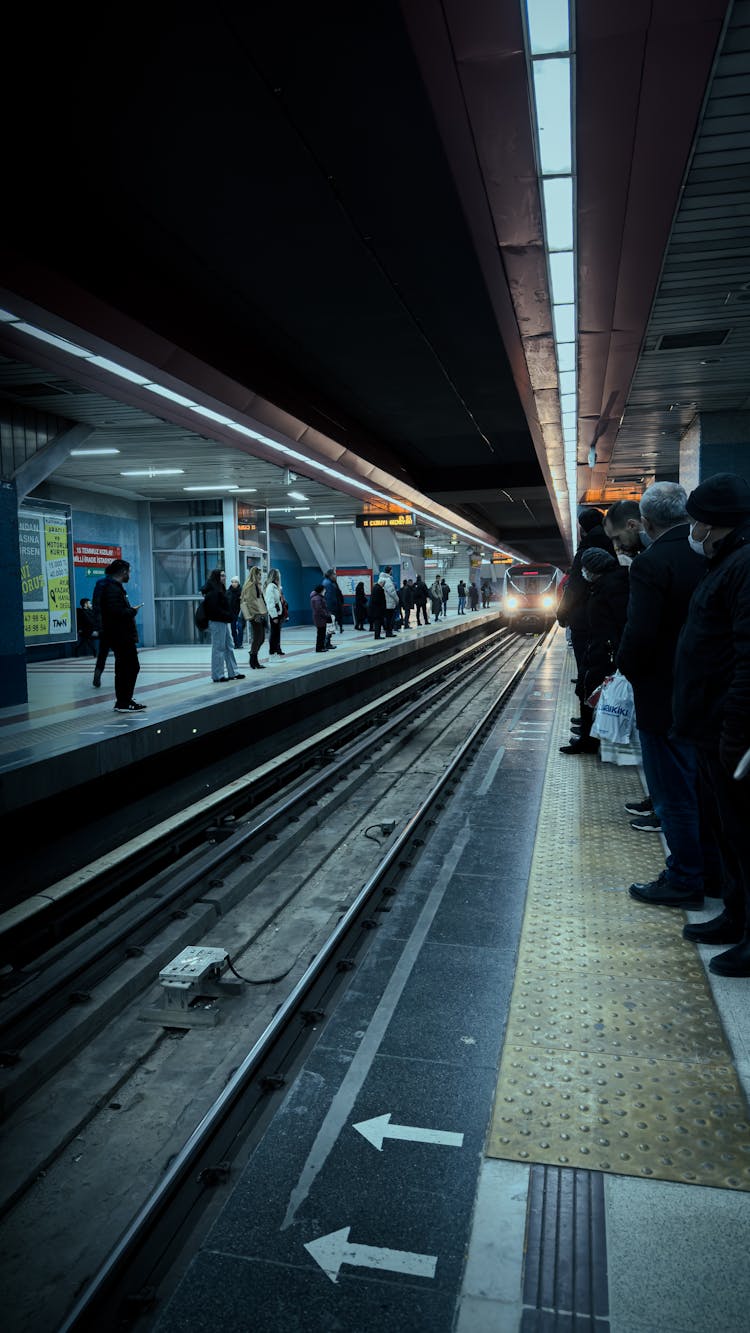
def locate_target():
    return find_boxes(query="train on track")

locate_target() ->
[501,562,563,631]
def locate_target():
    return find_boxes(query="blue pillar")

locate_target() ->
[680,411,750,493]
[0,480,28,706]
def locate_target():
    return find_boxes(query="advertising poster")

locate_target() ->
[19,500,76,645]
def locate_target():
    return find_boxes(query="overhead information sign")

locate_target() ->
[492,553,513,564]
[355,513,415,529]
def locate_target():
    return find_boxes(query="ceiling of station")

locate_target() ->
[1,1,747,561]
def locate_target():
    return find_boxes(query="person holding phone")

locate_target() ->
[99,558,147,712]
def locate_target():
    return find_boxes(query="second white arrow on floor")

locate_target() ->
[353,1111,464,1151]
[305,1226,438,1284]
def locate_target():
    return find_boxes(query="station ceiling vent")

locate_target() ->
[655,329,730,350]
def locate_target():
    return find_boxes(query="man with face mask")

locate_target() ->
[603,499,645,559]
[617,484,713,905]
[671,472,750,976]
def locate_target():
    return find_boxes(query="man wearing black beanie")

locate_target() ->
[671,472,750,976]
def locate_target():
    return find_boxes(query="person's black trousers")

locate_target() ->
[315,625,327,651]
[697,749,750,930]
[114,641,140,705]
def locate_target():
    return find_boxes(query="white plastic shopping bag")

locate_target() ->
[590,670,635,744]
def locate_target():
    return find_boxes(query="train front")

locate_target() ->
[502,565,560,631]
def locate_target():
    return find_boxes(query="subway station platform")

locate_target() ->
[150,629,750,1333]
[0,611,497,819]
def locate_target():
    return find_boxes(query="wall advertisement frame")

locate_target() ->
[19,499,76,646]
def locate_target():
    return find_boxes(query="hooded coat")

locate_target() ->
[579,565,630,700]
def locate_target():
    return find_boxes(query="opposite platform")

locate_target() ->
[0,612,499,816]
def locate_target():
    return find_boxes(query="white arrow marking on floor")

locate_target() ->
[304,1226,438,1283]
[353,1112,464,1151]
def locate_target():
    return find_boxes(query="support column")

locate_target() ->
[0,480,28,706]
[137,501,155,648]
[680,411,750,494]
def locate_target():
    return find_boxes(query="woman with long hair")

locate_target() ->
[201,568,244,682]
[241,565,268,669]
[264,568,285,656]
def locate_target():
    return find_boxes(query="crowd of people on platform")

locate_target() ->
[86,560,491,701]
[556,473,750,979]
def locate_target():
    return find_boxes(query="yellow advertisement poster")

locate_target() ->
[19,502,75,645]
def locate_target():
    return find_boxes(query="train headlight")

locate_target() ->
[507,596,519,608]
[542,595,554,607]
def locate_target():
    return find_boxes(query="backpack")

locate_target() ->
[194,600,209,631]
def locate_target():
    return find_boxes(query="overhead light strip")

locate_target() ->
[3,308,517,557]
[523,0,578,544]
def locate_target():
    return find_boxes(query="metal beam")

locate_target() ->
[13,423,95,500]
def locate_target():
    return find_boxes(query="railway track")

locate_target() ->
[0,627,552,1333]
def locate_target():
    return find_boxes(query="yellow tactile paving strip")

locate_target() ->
[488,647,750,1191]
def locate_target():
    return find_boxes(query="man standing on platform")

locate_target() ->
[99,559,146,712]
[615,483,710,907]
[671,473,750,976]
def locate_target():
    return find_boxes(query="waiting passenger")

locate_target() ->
[413,576,429,624]
[241,566,268,670]
[311,583,333,652]
[378,566,399,637]
[556,509,614,682]
[441,579,450,616]
[202,568,244,682]
[370,578,387,640]
[469,582,480,611]
[481,580,492,608]
[264,568,286,657]
[398,579,414,629]
[322,569,345,635]
[615,484,712,907]
[671,473,750,977]
[430,576,443,621]
[457,580,467,614]
[99,558,146,712]
[560,547,629,755]
[75,598,98,656]
[603,499,645,559]
[227,576,244,650]
[354,581,368,631]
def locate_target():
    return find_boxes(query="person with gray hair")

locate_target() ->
[617,482,720,908]
[638,481,690,530]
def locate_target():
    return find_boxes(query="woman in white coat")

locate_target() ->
[264,568,286,657]
[241,566,268,669]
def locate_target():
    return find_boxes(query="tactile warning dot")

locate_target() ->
[488,637,750,1191]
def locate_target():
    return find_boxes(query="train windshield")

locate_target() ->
[507,569,555,596]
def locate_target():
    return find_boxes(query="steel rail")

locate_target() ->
[58,628,549,1332]
[1,629,521,1051]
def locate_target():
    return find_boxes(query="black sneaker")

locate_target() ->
[114,701,147,712]
[629,876,703,908]
[624,797,653,815]
[630,813,661,832]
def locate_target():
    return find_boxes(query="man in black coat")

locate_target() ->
[671,473,750,977]
[99,559,146,712]
[560,547,629,755]
[615,484,711,909]
[556,509,615,679]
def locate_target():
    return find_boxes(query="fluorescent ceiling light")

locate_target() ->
[532,58,572,175]
[121,468,184,476]
[287,491,308,501]
[14,322,91,357]
[562,412,577,428]
[552,303,576,344]
[526,0,570,55]
[318,519,354,525]
[188,404,236,426]
[542,177,573,250]
[70,448,120,455]
[556,342,575,372]
[297,513,333,518]
[560,393,576,409]
[183,485,239,491]
[559,370,576,396]
[145,383,197,408]
[0,308,18,322]
[86,356,149,385]
[549,251,575,305]
[266,505,310,512]
[234,487,257,493]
